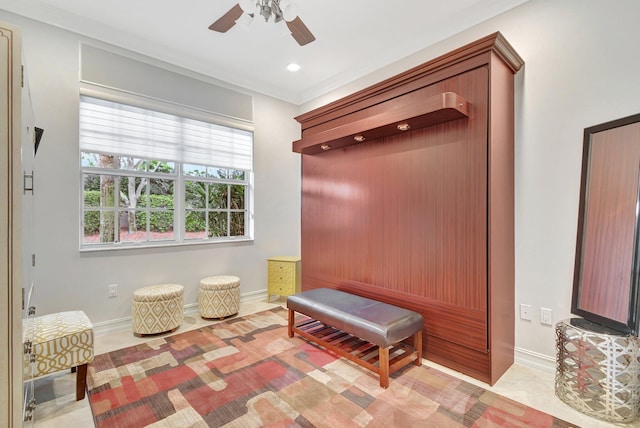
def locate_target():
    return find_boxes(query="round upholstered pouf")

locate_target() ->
[199,275,240,319]
[132,283,184,336]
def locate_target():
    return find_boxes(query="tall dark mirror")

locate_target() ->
[572,113,640,335]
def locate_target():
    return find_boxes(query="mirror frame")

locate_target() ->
[572,113,640,335]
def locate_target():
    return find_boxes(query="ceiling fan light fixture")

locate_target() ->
[208,0,314,46]
[236,12,254,29]
[280,1,298,22]
[259,3,272,21]
[239,0,255,13]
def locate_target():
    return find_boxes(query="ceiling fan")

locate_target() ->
[209,0,316,46]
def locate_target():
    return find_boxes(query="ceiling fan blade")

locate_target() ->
[286,16,316,46]
[209,3,244,33]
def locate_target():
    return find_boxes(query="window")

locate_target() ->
[79,96,253,249]
[183,165,247,239]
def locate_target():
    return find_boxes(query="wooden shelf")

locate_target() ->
[292,91,469,155]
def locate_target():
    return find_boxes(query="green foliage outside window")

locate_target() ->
[82,154,248,245]
[83,192,174,235]
[184,164,246,238]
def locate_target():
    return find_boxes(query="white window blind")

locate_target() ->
[79,96,253,171]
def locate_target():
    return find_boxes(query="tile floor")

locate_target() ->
[27,299,637,428]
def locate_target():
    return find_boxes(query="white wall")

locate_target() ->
[0,11,301,327]
[4,0,640,368]
[300,0,640,367]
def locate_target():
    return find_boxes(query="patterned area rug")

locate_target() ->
[87,307,575,427]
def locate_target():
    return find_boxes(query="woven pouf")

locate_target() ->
[132,283,184,336]
[199,275,240,319]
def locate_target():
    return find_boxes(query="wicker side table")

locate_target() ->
[555,318,640,423]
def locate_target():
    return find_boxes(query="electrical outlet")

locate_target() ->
[540,307,553,325]
[107,284,118,298]
[520,304,532,321]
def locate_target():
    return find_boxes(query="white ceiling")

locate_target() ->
[0,0,528,104]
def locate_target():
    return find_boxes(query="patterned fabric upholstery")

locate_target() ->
[25,310,94,379]
[199,275,240,319]
[132,284,184,335]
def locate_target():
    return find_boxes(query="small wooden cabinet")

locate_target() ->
[267,256,301,301]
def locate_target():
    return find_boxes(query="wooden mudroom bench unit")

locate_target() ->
[291,32,523,385]
[287,288,424,388]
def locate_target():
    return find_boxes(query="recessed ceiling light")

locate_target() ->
[287,63,301,72]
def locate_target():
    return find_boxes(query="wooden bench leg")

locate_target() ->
[288,309,295,338]
[76,363,88,401]
[379,346,390,388]
[414,330,423,366]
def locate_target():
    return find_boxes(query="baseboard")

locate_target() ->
[514,346,556,374]
[94,303,558,376]
[92,289,269,336]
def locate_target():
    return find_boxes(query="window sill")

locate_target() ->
[79,236,254,253]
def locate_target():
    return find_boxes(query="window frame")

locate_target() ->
[183,166,249,241]
[78,93,254,251]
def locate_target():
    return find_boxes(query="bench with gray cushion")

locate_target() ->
[287,287,423,388]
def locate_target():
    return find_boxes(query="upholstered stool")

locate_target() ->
[199,275,240,319]
[132,283,184,336]
[25,310,94,400]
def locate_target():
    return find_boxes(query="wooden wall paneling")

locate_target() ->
[296,32,522,133]
[427,335,492,381]
[487,51,517,384]
[295,33,523,385]
[301,271,489,353]
[301,67,490,349]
